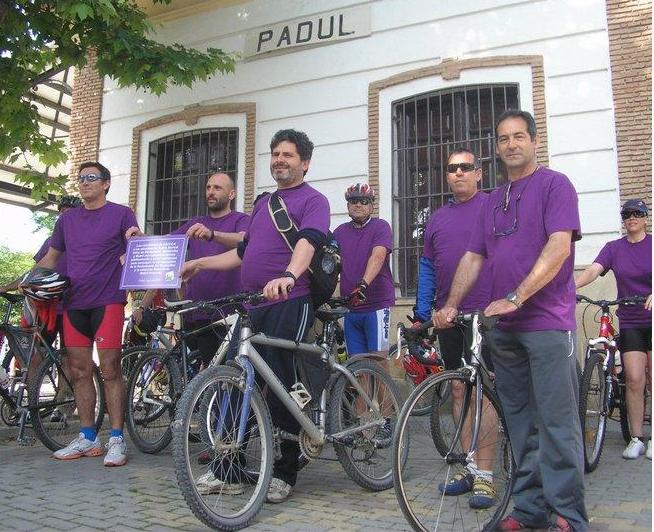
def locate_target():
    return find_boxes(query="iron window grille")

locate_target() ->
[145,128,239,235]
[392,83,520,297]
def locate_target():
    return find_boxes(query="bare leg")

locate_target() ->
[623,350,648,437]
[98,348,125,431]
[65,346,95,427]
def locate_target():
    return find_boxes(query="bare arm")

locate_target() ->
[180,248,242,281]
[575,263,604,289]
[361,246,388,285]
[264,238,316,301]
[211,230,246,249]
[36,247,63,270]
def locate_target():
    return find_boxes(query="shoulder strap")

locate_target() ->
[268,193,299,251]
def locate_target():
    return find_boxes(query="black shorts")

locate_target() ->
[437,325,494,372]
[619,327,652,354]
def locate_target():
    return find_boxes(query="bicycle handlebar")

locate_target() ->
[576,294,647,308]
[0,292,24,305]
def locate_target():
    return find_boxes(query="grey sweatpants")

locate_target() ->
[489,329,588,532]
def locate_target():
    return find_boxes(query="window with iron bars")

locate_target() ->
[145,128,239,235]
[392,83,520,297]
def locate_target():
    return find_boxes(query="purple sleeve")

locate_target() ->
[593,241,613,272]
[33,237,51,262]
[121,209,139,242]
[422,216,436,261]
[50,216,65,252]
[373,220,393,252]
[298,194,330,234]
[467,203,487,257]
[171,220,194,236]
[544,175,581,241]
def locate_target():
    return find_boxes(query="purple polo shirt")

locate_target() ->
[34,236,67,314]
[334,218,395,312]
[423,192,492,312]
[241,183,330,305]
[468,167,581,332]
[50,202,138,310]
[173,211,249,320]
[594,235,652,328]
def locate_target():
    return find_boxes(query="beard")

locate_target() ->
[271,164,302,185]
[208,196,229,213]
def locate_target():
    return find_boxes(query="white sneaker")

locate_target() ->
[53,433,103,460]
[647,440,652,460]
[195,470,244,495]
[265,477,292,504]
[104,436,128,467]
[622,437,646,459]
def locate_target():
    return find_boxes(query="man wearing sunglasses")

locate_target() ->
[435,110,587,532]
[415,148,497,510]
[575,198,652,460]
[36,161,138,468]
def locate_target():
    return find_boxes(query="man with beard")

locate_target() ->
[128,172,249,365]
[181,129,330,504]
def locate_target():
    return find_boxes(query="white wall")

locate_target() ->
[99,0,622,265]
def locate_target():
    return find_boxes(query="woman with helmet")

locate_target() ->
[576,198,652,460]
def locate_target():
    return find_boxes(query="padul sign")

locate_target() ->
[244,5,371,58]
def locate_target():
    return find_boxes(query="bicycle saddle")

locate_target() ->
[315,307,348,322]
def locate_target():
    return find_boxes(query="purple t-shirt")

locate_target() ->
[468,167,581,332]
[172,211,249,319]
[34,236,67,314]
[423,192,492,313]
[594,235,652,328]
[50,202,138,310]
[334,218,395,312]
[241,183,330,305]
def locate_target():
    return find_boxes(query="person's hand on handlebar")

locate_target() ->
[263,276,295,302]
[433,306,457,329]
[646,294,652,311]
[484,298,520,318]
[349,280,368,306]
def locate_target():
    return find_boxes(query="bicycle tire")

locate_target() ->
[126,349,183,454]
[616,370,632,443]
[172,365,273,531]
[579,351,607,473]
[120,345,155,380]
[393,370,514,531]
[29,353,105,451]
[0,396,18,426]
[327,358,403,491]
[390,342,432,416]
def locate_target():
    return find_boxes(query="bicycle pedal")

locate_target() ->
[290,382,312,409]
[17,436,36,446]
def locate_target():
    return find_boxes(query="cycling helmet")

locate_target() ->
[344,183,375,202]
[20,267,70,302]
[58,195,82,211]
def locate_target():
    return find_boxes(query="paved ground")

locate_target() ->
[0,418,650,531]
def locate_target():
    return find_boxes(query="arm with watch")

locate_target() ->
[263,238,316,302]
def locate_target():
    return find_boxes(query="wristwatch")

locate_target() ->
[505,291,522,308]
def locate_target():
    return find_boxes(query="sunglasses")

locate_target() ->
[348,198,372,206]
[621,210,647,220]
[78,173,107,183]
[447,163,477,174]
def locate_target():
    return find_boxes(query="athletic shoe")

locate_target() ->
[495,515,528,530]
[548,515,572,531]
[53,433,103,460]
[372,418,393,448]
[104,436,128,467]
[195,471,244,495]
[468,476,496,509]
[438,471,473,495]
[647,440,652,460]
[622,437,645,459]
[265,477,292,504]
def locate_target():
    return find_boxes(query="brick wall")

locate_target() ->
[68,50,104,181]
[606,0,652,209]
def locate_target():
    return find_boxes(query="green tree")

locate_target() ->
[1,0,236,199]
[32,211,58,235]
[0,246,34,287]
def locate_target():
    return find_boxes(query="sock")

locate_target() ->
[110,429,124,440]
[80,427,97,441]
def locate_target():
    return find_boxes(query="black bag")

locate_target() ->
[268,193,340,309]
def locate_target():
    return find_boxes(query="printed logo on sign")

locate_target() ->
[165,271,174,282]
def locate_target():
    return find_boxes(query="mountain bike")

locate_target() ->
[171,291,404,530]
[392,312,514,531]
[577,294,649,472]
[0,291,104,450]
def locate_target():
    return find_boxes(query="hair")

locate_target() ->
[79,161,111,195]
[495,109,538,140]
[270,129,314,161]
[447,147,480,168]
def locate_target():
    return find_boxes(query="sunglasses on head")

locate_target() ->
[447,162,477,174]
[348,198,372,206]
[621,210,646,220]
[78,173,106,183]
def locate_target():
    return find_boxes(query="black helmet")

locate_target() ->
[20,267,70,302]
[58,195,82,211]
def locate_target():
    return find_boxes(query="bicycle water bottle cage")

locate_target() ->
[290,382,312,409]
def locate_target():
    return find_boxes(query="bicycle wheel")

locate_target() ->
[172,365,273,531]
[327,358,403,491]
[0,396,18,426]
[390,342,433,417]
[120,344,152,380]
[126,349,183,453]
[393,370,514,531]
[29,354,105,451]
[579,351,607,472]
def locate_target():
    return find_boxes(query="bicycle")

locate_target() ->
[392,312,514,531]
[0,291,105,450]
[125,298,240,453]
[577,293,650,472]
[171,291,404,530]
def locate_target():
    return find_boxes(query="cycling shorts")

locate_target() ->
[63,304,124,349]
[437,325,494,371]
[620,327,652,354]
[344,308,391,355]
